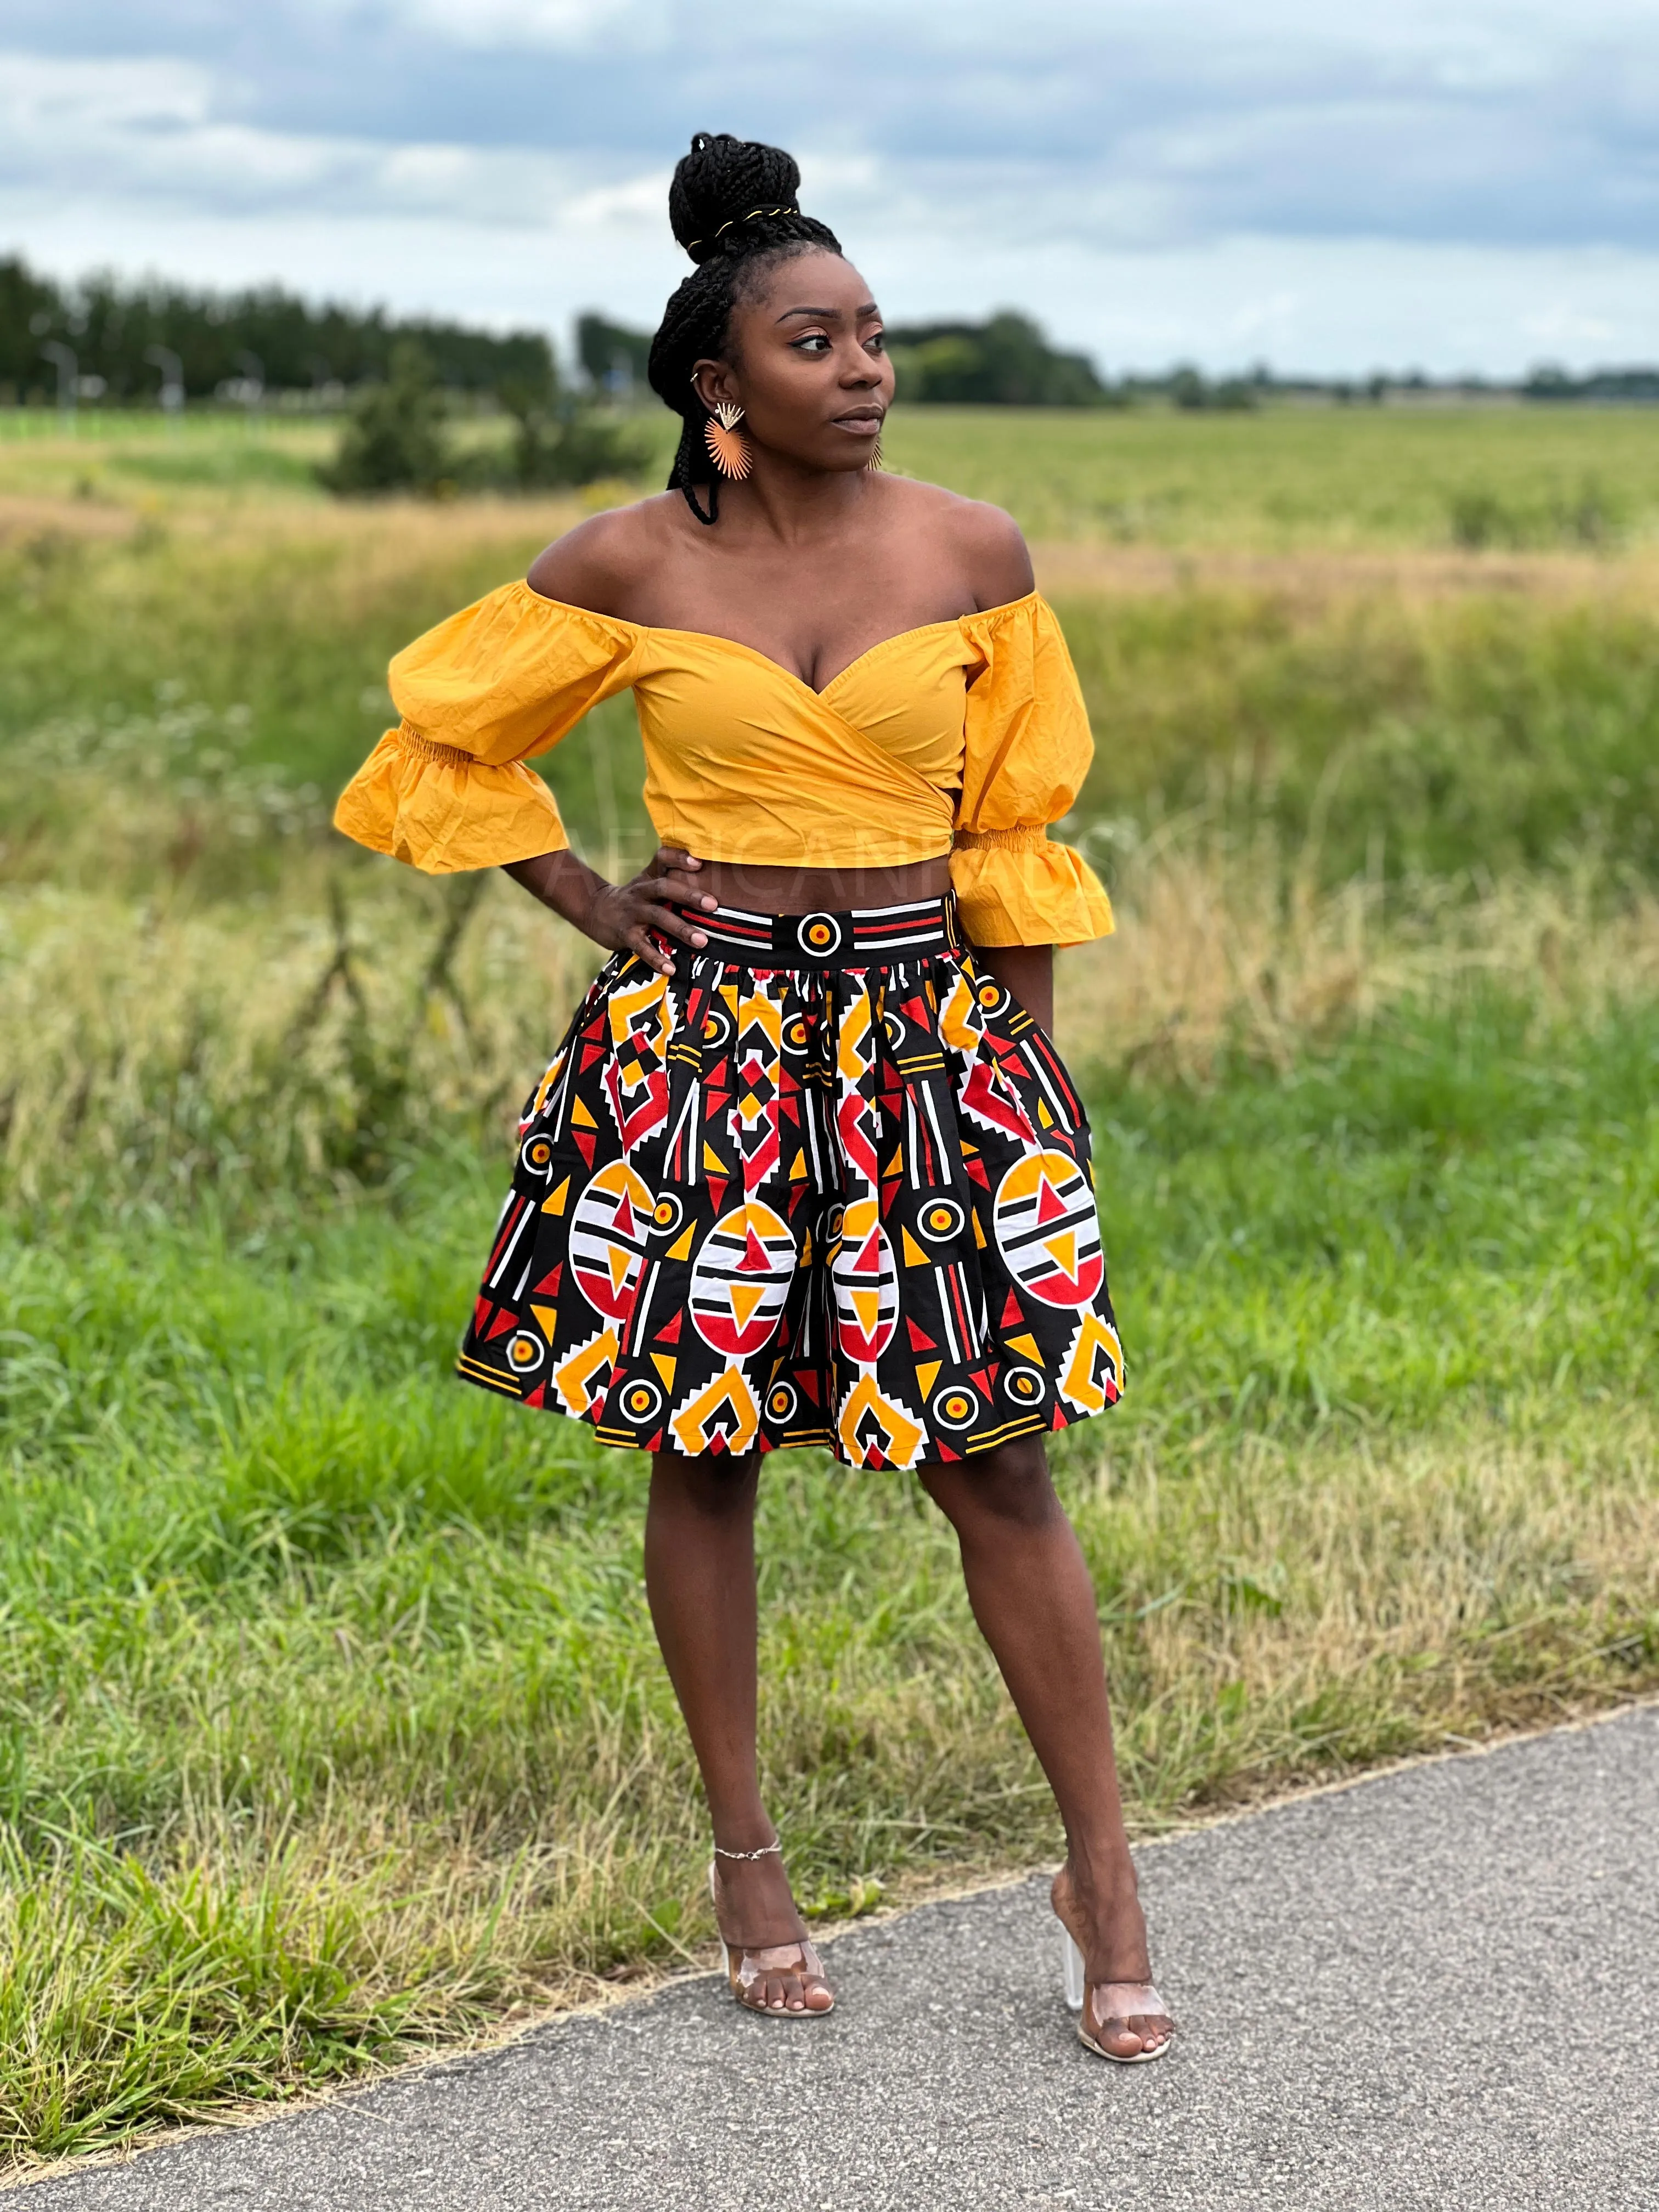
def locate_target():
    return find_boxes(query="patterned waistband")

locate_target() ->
[674,895,959,969]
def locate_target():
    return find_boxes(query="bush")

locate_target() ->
[319,343,452,496]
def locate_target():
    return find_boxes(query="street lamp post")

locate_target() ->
[40,341,78,435]
[145,345,185,433]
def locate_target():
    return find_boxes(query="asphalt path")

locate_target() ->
[24,1707,1659,2210]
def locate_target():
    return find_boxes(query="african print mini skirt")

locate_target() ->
[457,895,1125,1468]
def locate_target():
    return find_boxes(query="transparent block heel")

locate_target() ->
[1062,1927,1086,2011]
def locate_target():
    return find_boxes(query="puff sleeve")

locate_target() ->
[951,595,1113,947]
[332,582,639,874]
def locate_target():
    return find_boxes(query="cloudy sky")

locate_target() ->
[2,1,1655,375]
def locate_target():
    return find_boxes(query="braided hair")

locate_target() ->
[647,133,842,525]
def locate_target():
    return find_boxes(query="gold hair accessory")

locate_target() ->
[704,397,752,481]
[685,205,799,252]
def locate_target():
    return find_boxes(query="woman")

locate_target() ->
[335,132,1170,2063]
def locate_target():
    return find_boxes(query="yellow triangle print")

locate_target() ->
[651,1352,677,1388]
[666,1224,695,1261]
[901,1228,928,1266]
[607,1245,631,1293]
[852,1288,882,1336]
[703,1141,727,1173]
[1006,1332,1042,1362]
[789,1149,808,1179]
[973,1211,988,1248]
[730,1283,768,1331]
[542,1175,571,1217]
[569,1096,597,1130]
[1045,1231,1079,1281]
[531,1302,558,1338]
[916,1358,941,1398]
[1038,1098,1054,1128]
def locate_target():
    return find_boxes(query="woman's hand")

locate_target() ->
[586,847,719,976]
[501,845,719,976]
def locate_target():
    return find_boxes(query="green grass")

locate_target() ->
[888,404,1659,549]
[2,406,1657,2163]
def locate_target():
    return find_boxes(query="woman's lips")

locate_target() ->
[832,412,884,437]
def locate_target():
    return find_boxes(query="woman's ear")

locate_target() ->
[690,359,740,412]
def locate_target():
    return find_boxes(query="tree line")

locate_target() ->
[0,255,552,407]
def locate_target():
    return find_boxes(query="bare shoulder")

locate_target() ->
[884,476,1035,610]
[525,494,684,617]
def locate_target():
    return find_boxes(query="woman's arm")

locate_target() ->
[504,845,717,979]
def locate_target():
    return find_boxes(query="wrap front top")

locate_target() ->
[333,580,1112,947]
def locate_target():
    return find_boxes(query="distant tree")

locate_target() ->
[885,313,1111,406]
[319,343,451,495]
[575,314,653,397]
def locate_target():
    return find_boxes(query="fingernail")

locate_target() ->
[691,933,707,946]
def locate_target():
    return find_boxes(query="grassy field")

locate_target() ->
[1,407,1656,2166]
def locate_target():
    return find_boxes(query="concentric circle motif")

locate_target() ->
[765,1379,798,1426]
[700,1005,733,1049]
[930,1383,980,1433]
[1002,1363,1045,1406]
[689,1200,796,1357]
[520,1132,557,1180]
[882,1007,907,1050]
[505,1330,545,1373]
[650,1191,686,1238]
[992,1149,1105,1310]
[569,1159,654,1322]
[821,1200,845,1245]
[784,1013,811,1053]
[614,1375,663,1426]
[916,1194,966,1244]
[830,1197,899,1364]
[797,912,843,958]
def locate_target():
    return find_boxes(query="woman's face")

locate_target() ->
[693,251,894,475]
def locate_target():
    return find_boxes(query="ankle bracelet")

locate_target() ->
[713,1839,782,1860]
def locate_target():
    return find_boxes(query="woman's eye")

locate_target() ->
[792,332,832,354]
[866,332,887,355]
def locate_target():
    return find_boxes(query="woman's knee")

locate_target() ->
[919,1438,1059,1533]
[650,1447,760,1521]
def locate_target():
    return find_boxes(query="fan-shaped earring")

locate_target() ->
[704,400,752,482]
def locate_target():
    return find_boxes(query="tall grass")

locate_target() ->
[2,414,1656,2164]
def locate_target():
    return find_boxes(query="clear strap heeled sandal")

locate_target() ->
[708,1842,834,2018]
[1062,1928,1173,2063]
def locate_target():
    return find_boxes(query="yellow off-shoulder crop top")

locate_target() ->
[333,581,1112,947]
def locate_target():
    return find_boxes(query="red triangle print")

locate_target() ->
[573,1128,596,1167]
[866,1445,887,1470]
[706,1175,729,1213]
[532,1265,562,1296]
[964,1157,991,1189]
[906,1318,938,1352]
[1001,1289,1023,1328]
[787,1182,809,1217]
[656,1310,682,1343]
[486,1307,518,1341]
[970,1364,996,1398]
[612,1195,637,1237]
[524,1385,546,1409]
[1051,1402,1067,1430]
[1036,1177,1067,1225]
[473,1296,492,1336]
[581,1014,606,1042]
[935,1440,960,1462]
[741,1226,771,1273]
[797,1368,820,1406]
[644,1428,664,1452]
[851,1230,883,1276]
[580,1043,604,1070]
[879,1182,900,1218]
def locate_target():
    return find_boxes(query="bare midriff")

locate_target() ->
[686,854,953,915]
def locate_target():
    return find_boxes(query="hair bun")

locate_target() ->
[669,132,806,264]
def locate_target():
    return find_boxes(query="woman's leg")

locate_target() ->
[918,1438,1170,2057]
[644,1448,831,2011]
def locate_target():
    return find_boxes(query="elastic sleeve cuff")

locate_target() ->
[951,829,1113,948]
[332,723,569,876]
